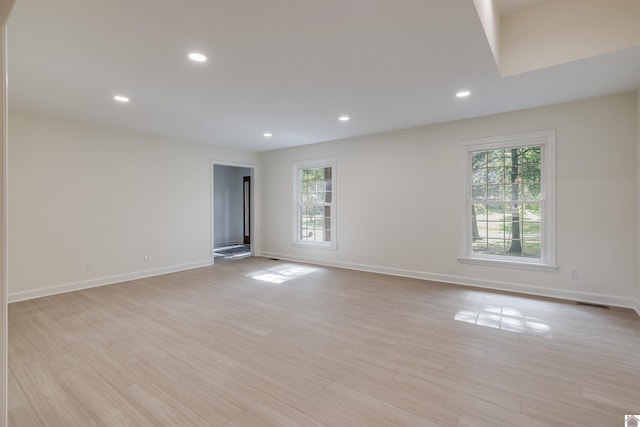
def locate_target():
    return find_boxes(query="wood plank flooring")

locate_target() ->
[8,257,640,426]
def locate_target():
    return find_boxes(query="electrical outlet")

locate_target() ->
[86,261,94,272]
[144,255,150,263]
[569,269,579,279]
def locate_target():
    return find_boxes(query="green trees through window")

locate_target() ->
[295,159,336,246]
[471,145,542,258]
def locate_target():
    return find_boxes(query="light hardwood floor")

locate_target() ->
[9,257,640,426]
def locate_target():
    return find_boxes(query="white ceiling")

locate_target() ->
[7,0,640,152]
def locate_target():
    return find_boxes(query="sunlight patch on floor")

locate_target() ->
[454,306,552,338]
[247,264,318,284]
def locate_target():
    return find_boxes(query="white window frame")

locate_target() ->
[458,130,557,271]
[293,158,337,249]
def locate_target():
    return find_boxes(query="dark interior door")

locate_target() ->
[243,176,250,244]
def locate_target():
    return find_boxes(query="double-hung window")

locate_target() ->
[460,131,556,270]
[294,158,336,248]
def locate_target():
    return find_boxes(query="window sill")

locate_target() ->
[458,256,558,272]
[292,241,338,251]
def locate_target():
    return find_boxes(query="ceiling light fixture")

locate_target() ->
[456,91,471,98]
[263,132,273,138]
[113,95,130,103]
[338,115,350,122]
[188,52,207,63]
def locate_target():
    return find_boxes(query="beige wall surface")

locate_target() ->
[1,23,10,427]
[8,110,257,299]
[259,92,638,307]
[501,0,640,75]
[637,89,640,313]
[473,0,500,67]
[0,0,15,26]
[7,93,639,309]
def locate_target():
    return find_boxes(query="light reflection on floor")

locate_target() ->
[247,264,318,284]
[454,306,553,338]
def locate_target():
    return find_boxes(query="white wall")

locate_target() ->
[0,1,14,27]
[500,0,640,76]
[1,5,13,425]
[214,165,250,247]
[258,92,638,308]
[473,0,500,67]
[7,109,257,301]
[637,89,640,315]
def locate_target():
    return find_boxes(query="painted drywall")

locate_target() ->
[1,24,10,427]
[214,165,250,247]
[473,0,500,67]
[0,0,15,26]
[7,110,257,300]
[637,89,640,315]
[500,0,640,76]
[258,92,638,307]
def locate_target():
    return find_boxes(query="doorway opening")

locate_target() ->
[212,163,253,263]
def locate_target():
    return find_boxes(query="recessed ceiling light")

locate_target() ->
[113,95,130,103]
[338,115,350,122]
[263,132,273,138]
[456,91,471,98]
[188,52,207,63]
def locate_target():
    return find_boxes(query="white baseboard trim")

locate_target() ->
[258,251,637,310]
[8,259,213,303]
[635,300,640,317]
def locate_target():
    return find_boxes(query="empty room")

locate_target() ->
[2,0,640,426]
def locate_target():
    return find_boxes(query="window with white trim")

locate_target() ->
[460,131,556,270]
[294,159,336,247]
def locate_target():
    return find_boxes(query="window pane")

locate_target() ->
[487,168,504,184]
[522,204,541,257]
[524,183,541,200]
[475,222,487,241]
[471,201,536,258]
[487,238,508,255]
[523,203,541,222]
[509,184,521,200]
[472,240,488,254]
[472,168,486,185]
[472,185,486,201]
[523,221,540,236]
[466,139,548,262]
[522,240,541,258]
[487,150,505,168]
[297,163,335,244]
[488,184,504,200]
[486,204,505,220]
[472,151,487,169]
